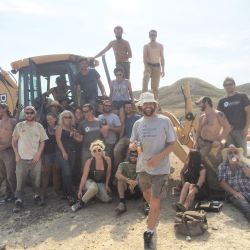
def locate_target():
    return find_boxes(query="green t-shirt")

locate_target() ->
[118,162,137,180]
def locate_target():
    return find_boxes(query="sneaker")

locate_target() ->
[143,202,150,216]
[143,231,154,250]
[13,199,23,213]
[71,201,83,212]
[115,202,127,215]
[67,196,76,206]
[0,194,15,204]
[33,195,45,206]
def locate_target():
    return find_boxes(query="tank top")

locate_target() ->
[111,79,130,101]
[88,156,108,183]
[60,129,75,151]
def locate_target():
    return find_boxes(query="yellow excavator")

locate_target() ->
[1,53,196,162]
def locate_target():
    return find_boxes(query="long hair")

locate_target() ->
[58,110,75,127]
[186,149,203,173]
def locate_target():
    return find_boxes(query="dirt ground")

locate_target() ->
[0,154,249,250]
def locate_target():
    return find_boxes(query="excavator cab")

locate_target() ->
[11,54,98,121]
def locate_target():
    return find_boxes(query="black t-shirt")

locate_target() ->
[75,69,100,99]
[44,127,56,155]
[217,92,250,130]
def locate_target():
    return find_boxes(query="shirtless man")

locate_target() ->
[195,96,231,157]
[45,76,70,101]
[142,29,165,101]
[94,26,132,79]
[0,103,16,202]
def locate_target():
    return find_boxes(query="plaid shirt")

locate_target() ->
[217,162,250,197]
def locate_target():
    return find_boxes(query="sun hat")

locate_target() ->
[221,144,244,162]
[137,92,157,106]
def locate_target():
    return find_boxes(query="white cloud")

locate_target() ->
[0,0,51,15]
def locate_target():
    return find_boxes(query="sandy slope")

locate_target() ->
[0,154,249,250]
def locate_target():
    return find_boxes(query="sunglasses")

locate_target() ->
[228,151,238,155]
[25,112,34,115]
[82,109,90,113]
[223,83,234,87]
[64,116,72,119]
[93,148,102,153]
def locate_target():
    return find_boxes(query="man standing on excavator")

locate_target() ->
[94,25,132,79]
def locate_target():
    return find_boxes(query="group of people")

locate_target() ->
[173,76,250,227]
[0,25,250,250]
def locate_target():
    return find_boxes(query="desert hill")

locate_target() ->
[134,77,250,118]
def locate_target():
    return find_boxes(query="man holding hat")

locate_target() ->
[115,149,141,215]
[12,106,48,212]
[130,92,176,249]
[217,144,250,221]
[0,103,16,202]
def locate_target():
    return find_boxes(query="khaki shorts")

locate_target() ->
[138,172,169,198]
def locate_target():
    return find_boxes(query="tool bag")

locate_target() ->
[174,210,208,236]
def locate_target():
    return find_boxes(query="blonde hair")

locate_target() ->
[89,140,105,157]
[58,110,75,126]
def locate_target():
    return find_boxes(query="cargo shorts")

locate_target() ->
[138,172,169,198]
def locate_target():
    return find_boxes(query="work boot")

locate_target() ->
[143,231,154,250]
[13,198,23,213]
[115,202,127,215]
[71,201,83,212]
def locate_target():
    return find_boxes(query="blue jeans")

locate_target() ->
[56,149,76,196]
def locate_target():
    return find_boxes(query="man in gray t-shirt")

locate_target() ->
[130,92,176,249]
[76,104,103,172]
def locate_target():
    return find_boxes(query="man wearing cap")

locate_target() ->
[142,30,165,101]
[0,103,16,202]
[12,106,48,213]
[195,96,231,157]
[115,149,141,215]
[218,77,250,154]
[217,144,250,221]
[130,92,176,249]
[94,26,132,79]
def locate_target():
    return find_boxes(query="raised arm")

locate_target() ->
[94,42,113,59]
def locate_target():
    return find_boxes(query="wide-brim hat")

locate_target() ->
[195,96,212,105]
[221,144,244,162]
[137,92,158,106]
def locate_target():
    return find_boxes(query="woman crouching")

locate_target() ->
[72,140,112,212]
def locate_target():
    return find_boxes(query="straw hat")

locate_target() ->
[221,144,244,162]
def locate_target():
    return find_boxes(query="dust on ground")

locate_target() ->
[0,154,249,250]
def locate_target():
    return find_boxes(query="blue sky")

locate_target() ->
[1,0,250,92]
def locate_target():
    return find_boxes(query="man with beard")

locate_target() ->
[195,96,231,158]
[115,149,141,215]
[218,77,250,154]
[142,30,165,101]
[98,100,121,177]
[130,92,176,249]
[217,144,250,221]
[12,106,48,213]
[0,104,16,203]
[94,26,132,79]
[75,58,106,107]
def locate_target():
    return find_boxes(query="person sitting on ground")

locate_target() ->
[217,144,250,221]
[110,67,134,129]
[45,76,70,101]
[71,140,112,212]
[115,149,141,215]
[172,149,208,212]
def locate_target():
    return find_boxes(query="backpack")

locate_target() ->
[174,210,208,236]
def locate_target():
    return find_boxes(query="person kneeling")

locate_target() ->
[173,149,208,212]
[72,140,112,212]
[115,150,141,215]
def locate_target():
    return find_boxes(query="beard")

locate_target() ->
[142,106,155,117]
[25,116,36,122]
[116,35,122,40]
